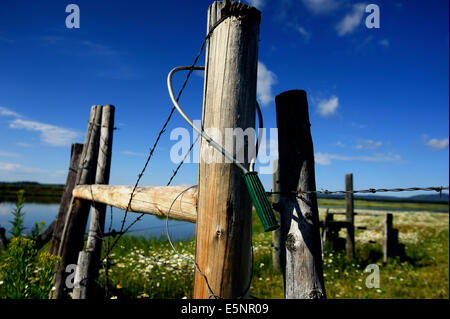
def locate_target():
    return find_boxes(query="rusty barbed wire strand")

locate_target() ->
[95,14,232,297]
[266,186,449,197]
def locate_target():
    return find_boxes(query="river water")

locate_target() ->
[0,202,196,241]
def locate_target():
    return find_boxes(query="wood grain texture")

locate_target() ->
[73,104,115,299]
[51,105,102,299]
[193,1,260,299]
[73,185,198,223]
[345,173,355,259]
[272,159,282,272]
[49,143,84,255]
[275,90,326,299]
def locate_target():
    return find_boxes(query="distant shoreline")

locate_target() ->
[0,182,63,204]
[0,182,448,211]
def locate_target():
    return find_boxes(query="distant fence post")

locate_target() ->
[49,143,84,255]
[193,1,260,299]
[51,105,102,299]
[323,209,335,247]
[345,173,355,260]
[73,104,115,299]
[275,90,326,299]
[272,159,282,272]
[383,213,397,263]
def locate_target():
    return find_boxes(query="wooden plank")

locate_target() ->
[73,104,115,299]
[51,105,102,299]
[272,159,282,272]
[275,90,326,299]
[73,185,198,223]
[345,173,355,260]
[73,251,92,299]
[49,143,84,255]
[193,1,260,299]
[328,211,387,217]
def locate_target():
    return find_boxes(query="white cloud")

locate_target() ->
[315,152,402,165]
[9,119,80,147]
[315,152,332,165]
[351,122,367,129]
[0,106,22,118]
[0,161,66,183]
[317,95,339,117]
[0,162,22,172]
[379,39,390,47]
[257,61,277,106]
[246,0,265,9]
[426,137,449,150]
[16,142,33,148]
[302,0,340,14]
[354,139,383,150]
[336,3,366,36]
[0,151,20,157]
[297,27,312,41]
[120,151,146,157]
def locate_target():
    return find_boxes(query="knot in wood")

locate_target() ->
[303,210,313,220]
[215,228,225,239]
[307,289,325,299]
[286,233,297,252]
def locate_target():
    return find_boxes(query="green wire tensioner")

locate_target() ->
[168,66,279,232]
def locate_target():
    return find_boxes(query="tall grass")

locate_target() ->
[98,209,448,299]
[0,190,60,299]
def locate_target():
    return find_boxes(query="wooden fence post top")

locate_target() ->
[276,89,307,99]
[210,1,261,23]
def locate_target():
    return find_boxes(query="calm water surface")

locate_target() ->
[0,202,196,241]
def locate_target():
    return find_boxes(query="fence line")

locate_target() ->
[266,186,449,197]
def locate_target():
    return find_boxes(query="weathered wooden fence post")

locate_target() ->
[272,159,282,272]
[49,143,84,255]
[322,209,334,246]
[193,1,260,299]
[345,173,355,260]
[73,105,114,299]
[275,90,326,299]
[51,105,102,299]
[383,213,396,263]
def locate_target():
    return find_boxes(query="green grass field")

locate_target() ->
[317,198,449,212]
[98,206,449,299]
[1,191,448,299]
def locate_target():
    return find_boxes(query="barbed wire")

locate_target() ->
[266,186,449,197]
[97,13,233,299]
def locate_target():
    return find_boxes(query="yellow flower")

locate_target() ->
[116,284,122,289]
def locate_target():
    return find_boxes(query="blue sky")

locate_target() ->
[0,0,448,197]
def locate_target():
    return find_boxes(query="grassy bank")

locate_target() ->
[99,208,449,299]
[0,183,63,204]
